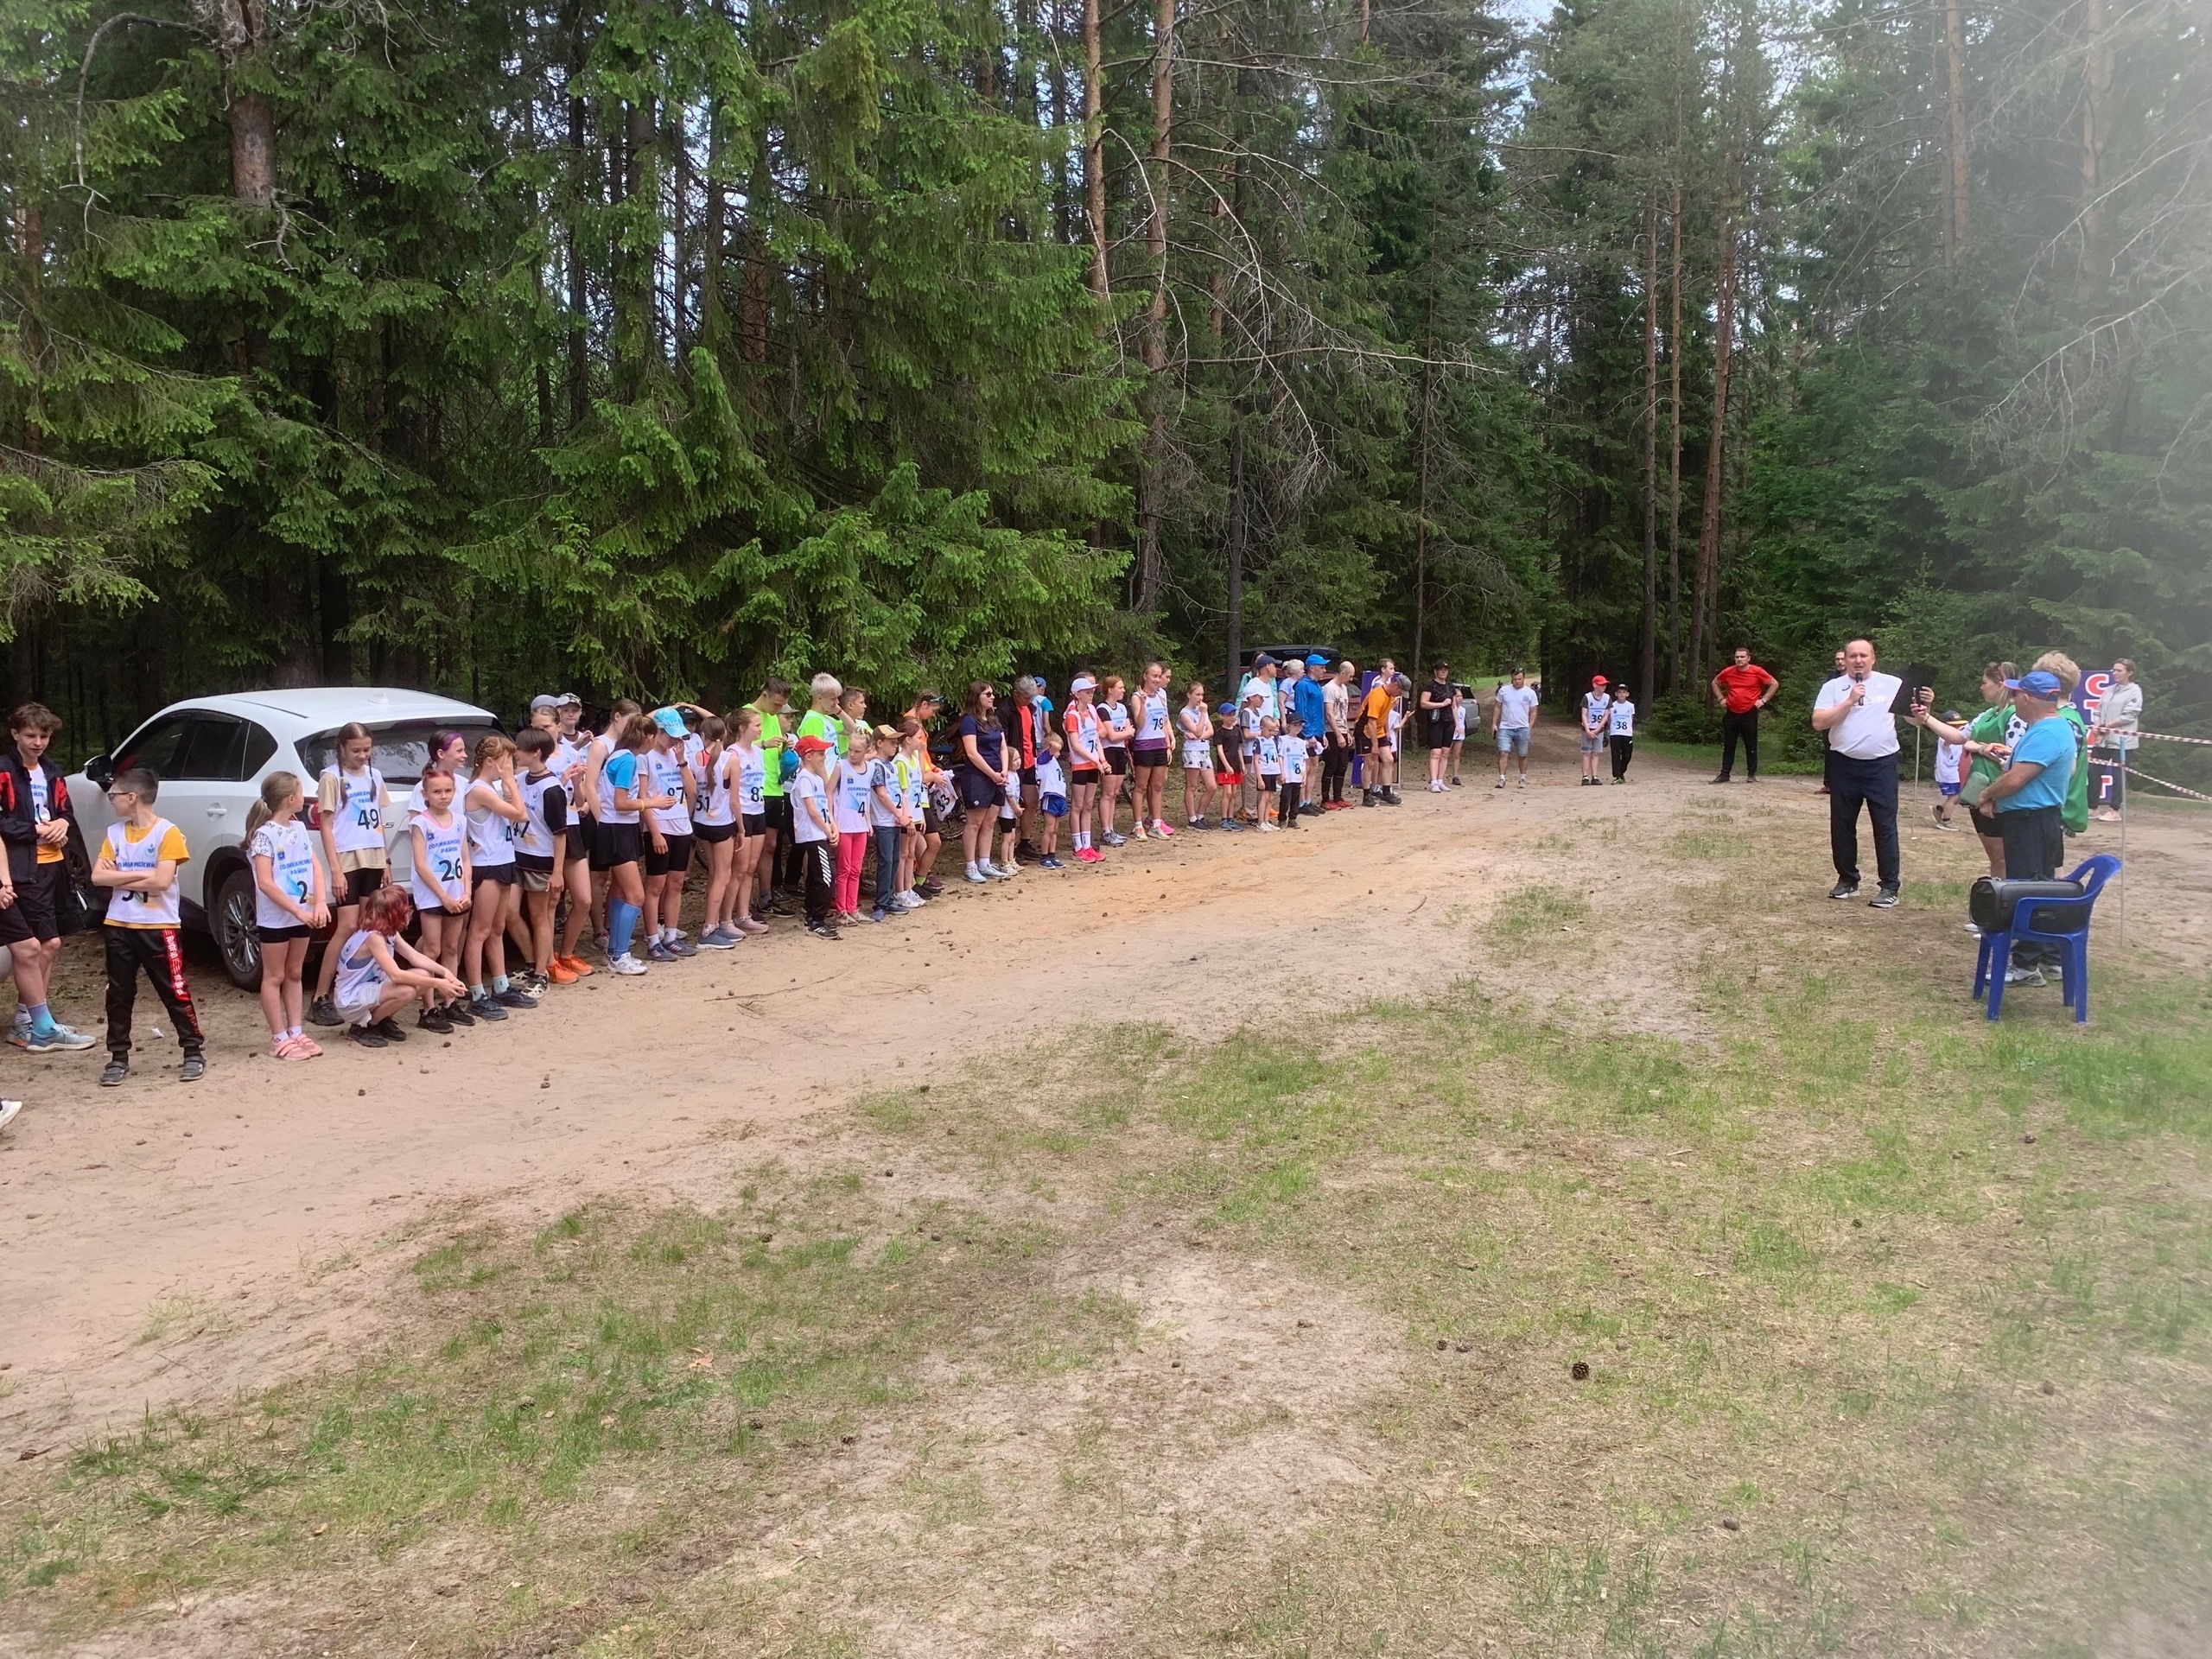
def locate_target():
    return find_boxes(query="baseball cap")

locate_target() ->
[1217,702,1237,716]
[2005,671,2064,698]
[794,734,835,755]
[652,708,688,737]
[529,693,562,713]
[556,691,582,708]
[1253,652,1276,670]
[1592,675,1608,687]
[1306,653,1331,667]
[1071,674,1096,694]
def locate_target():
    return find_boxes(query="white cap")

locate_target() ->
[1071,675,1096,694]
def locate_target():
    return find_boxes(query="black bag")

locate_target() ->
[1970,875,2090,934]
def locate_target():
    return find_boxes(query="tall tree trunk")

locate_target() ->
[701,102,725,346]
[2076,0,2111,300]
[1048,3,1071,245]
[1640,190,1659,710]
[1083,0,1109,298]
[1412,276,1434,679]
[564,10,591,429]
[1224,415,1246,687]
[210,0,277,212]
[1663,180,1681,694]
[1942,0,1970,264]
[1691,210,1738,691]
[1135,0,1174,612]
[671,111,692,355]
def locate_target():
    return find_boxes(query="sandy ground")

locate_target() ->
[1,737,2202,1454]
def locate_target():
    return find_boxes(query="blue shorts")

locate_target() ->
[1938,781,1961,798]
[1497,727,1530,756]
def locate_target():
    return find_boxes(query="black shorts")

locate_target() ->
[1071,766,1100,785]
[1968,802,2002,839]
[1019,765,1039,789]
[338,865,386,905]
[694,820,736,845]
[741,812,767,837]
[563,823,589,861]
[1423,719,1453,747]
[593,822,641,870]
[957,769,1005,810]
[473,862,518,887]
[1105,748,1130,777]
[0,863,64,944]
[516,852,556,874]
[922,807,941,836]
[645,833,693,876]
[763,795,792,833]
[1131,747,1169,772]
[257,923,310,944]
[1261,775,1281,793]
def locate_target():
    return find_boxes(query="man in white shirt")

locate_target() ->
[1493,667,1541,789]
[1320,660,1355,807]
[1811,637,1907,907]
[2089,658,2142,823]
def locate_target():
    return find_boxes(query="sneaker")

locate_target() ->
[647,940,678,963]
[1380,790,1402,806]
[1868,887,1900,909]
[608,953,648,976]
[965,868,990,884]
[178,1054,206,1083]
[374,1017,411,1042]
[1963,922,1983,937]
[560,955,596,977]
[1517,776,1529,788]
[0,1099,22,1135]
[808,923,842,940]
[495,985,539,1009]
[309,995,345,1028]
[1362,791,1376,807]
[1016,839,1039,861]
[1039,855,1065,869]
[918,880,945,899]
[17,1023,95,1054]
[1325,800,1351,811]
[1153,821,1175,838]
[736,917,772,934]
[1710,774,1732,785]
[890,893,920,912]
[1103,832,1128,848]
[418,1007,454,1034]
[464,994,506,1023]
[1186,817,1209,830]
[1828,881,1860,900]
[548,957,582,982]
[1130,825,1148,842]
[899,890,928,907]
[871,908,893,924]
[699,925,739,950]
[1217,819,1244,833]
[2004,964,2047,986]
[1258,822,1280,833]
[668,936,698,957]
[1934,818,1959,832]
[1451,776,1463,787]
[1494,779,1505,790]
[100,1057,129,1086]
[347,1024,388,1049]
[983,863,1015,880]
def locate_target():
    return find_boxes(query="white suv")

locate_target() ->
[67,689,502,988]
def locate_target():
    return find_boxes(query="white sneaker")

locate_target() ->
[1963,922,1982,937]
[966,868,989,884]
[609,953,649,976]
[984,862,1015,880]
[2004,963,2046,986]
[1517,776,1529,788]
[1258,823,1280,832]
[900,889,927,907]
[0,1099,22,1135]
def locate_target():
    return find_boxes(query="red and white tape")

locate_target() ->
[2124,764,2212,804]
[2138,731,2212,747]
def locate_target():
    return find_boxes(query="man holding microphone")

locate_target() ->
[1812,639,1906,908]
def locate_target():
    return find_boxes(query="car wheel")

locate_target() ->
[214,865,264,991]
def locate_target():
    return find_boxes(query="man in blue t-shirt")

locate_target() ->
[1981,670,2077,984]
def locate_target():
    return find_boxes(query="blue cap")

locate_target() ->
[1306,653,1331,667]
[652,707,688,737]
[2005,671,2063,698]
[1217,702,1237,716]
[1253,652,1276,670]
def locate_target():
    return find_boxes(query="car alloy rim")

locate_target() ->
[222,880,259,978]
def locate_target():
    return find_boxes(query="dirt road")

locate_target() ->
[0,739,2200,1449]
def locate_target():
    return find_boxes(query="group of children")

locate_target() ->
[3,659,1510,1084]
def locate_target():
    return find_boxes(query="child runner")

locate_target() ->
[1212,703,1247,833]
[1062,676,1104,863]
[1361,670,1398,807]
[1607,686,1636,781]
[408,767,473,1025]
[309,721,391,1027]
[1096,674,1132,845]
[1580,676,1611,785]
[790,734,839,937]
[596,713,656,976]
[1449,682,1468,785]
[1278,713,1310,827]
[956,683,1014,881]
[832,733,873,922]
[728,707,771,934]
[1932,710,1965,829]
[695,716,744,948]
[1,702,92,1052]
[530,698,593,982]
[331,887,466,1047]
[642,710,697,959]
[896,719,936,905]
[1179,683,1214,830]
[1240,686,1267,823]
[864,725,912,920]
[1255,717,1283,831]
[572,696,639,965]
[461,735,534,1020]
[245,771,327,1059]
[1129,660,1175,840]
[1034,734,1068,868]
[91,767,206,1085]
[512,728,574,980]
[749,678,791,916]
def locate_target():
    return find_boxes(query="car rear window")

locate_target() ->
[296,721,505,787]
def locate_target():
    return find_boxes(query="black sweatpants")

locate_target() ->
[1610,735,1634,779]
[1828,752,1900,892]
[1321,735,1351,803]
[799,838,835,928]
[105,925,204,1058]
[1279,781,1303,825]
[1999,804,2067,969]
[1719,709,1760,779]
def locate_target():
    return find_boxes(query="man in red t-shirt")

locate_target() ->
[1709,646,1779,783]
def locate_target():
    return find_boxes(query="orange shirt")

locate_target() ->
[1362,683,1395,739]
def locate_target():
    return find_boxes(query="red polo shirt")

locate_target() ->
[1714,664,1777,714]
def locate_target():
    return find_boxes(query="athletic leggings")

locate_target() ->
[835,830,866,913]
[1279,781,1303,824]
[1610,735,1633,779]
[1321,734,1351,803]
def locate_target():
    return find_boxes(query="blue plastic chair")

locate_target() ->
[1974,854,2121,1023]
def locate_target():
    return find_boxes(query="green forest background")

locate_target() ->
[2,0,2205,771]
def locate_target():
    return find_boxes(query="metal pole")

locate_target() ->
[2115,742,2127,948]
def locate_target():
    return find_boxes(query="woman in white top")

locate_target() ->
[245,770,328,1060]
[461,734,532,1021]
[2091,658,2142,822]
[1062,675,1106,862]
[694,716,747,949]
[407,767,472,1020]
